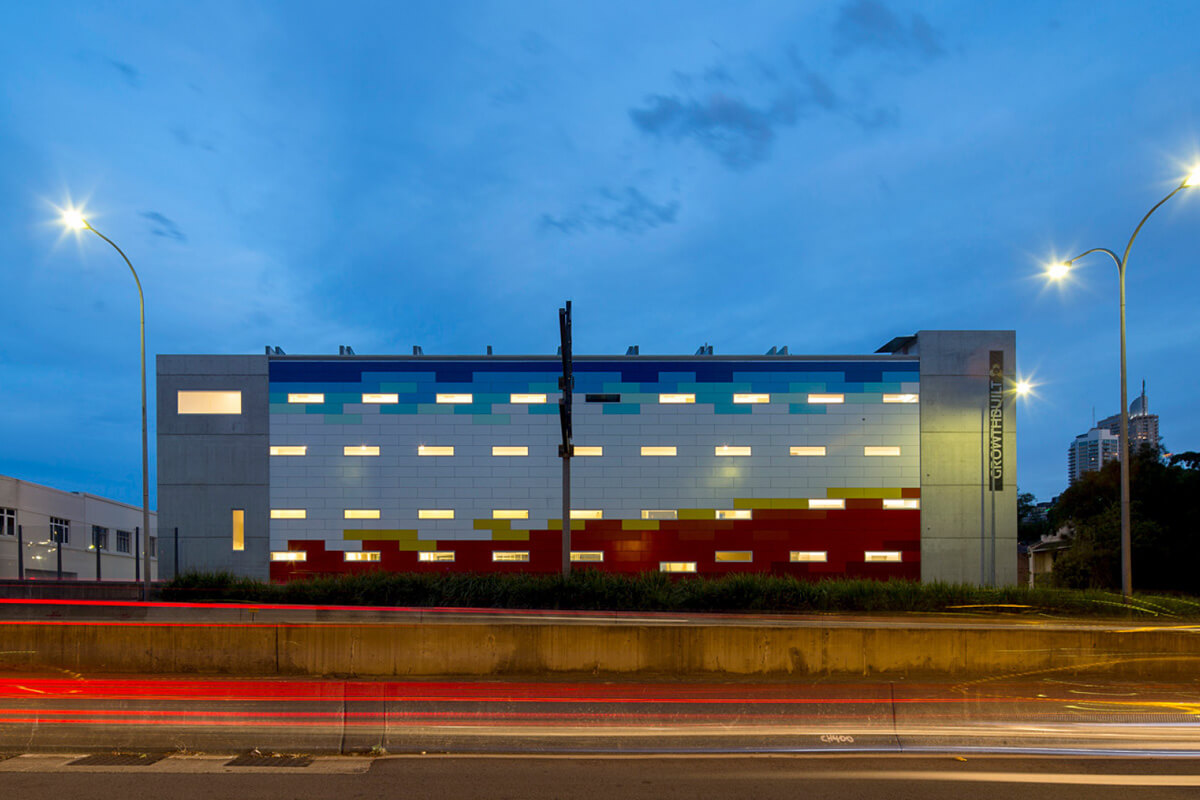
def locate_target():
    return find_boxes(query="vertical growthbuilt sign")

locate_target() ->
[988,350,1004,491]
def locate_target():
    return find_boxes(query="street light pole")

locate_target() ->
[1048,169,1197,599]
[61,211,152,601]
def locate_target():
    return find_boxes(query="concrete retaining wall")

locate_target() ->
[5,621,1199,678]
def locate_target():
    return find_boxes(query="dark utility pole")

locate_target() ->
[558,301,574,577]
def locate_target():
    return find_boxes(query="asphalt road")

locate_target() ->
[2,672,1199,755]
[3,755,1200,799]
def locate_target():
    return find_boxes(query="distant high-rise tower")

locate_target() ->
[1068,382,1161,485]
[1097,381,1160,453]
[1067,426,1121,484]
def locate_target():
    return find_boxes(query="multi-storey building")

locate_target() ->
[156,330,1019,585]
[1067,427,1121,485]
[0,474,158,581]
[1097,383,1160,453]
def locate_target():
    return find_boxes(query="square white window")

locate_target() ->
[807,393,844,404]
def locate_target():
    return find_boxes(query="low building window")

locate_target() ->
[49,517,70,544]
[0,507,14,536]
[116,530,131,553]
[91,525,108,550]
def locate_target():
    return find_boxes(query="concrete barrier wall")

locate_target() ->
[5,622,1200,678]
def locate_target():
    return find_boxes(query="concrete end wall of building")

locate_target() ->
[156,355,270,580]
[917,330,1018,585]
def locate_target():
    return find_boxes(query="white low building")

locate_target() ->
[0,474,158,581]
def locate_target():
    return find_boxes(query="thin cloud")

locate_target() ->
[833,0,945,60]
[540,186,679,235]
[107,58,141,87]
[140,211,186,242]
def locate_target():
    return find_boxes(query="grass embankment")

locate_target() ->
[162,570,1200,618]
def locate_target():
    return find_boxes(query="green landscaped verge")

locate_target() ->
[161,570,1200,618]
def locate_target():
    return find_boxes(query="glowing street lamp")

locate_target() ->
[59,207,152,600]
[1044,166,1198,599]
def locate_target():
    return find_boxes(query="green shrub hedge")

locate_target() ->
[161,570,1200,618]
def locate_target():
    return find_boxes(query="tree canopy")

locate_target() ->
[1050,447,1200,592]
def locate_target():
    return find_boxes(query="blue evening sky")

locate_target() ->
[2,1,1199,508]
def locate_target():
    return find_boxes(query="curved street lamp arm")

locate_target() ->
[85,225,145,309]
[1121,183,1188,268]
[1066,247,1122,269]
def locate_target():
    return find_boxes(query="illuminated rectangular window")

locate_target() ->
[883,498,920,510]
[418,445,454,456]
[659,562,697,573]
[287,393,324,404]
[570,509,603,520]
[573,446,603,456]
[492,446,529,457]
[659,393,695,404]
[641,509,677,520]
[865,551,902,562]
[270,509,306,519]
[790,446,827,457]
[362,393,398,404]
[641,446,677,456]
[493,509,529,520]
[270,551,306,562]
[808,499,845,510]
[808,393,844,404]
[344,509,381,519]
[419,551,456,562]
[418,509,454,520]
[231,509,244,551]
[716,509,752,520]
[270,445,307,456]
[344,551,381,562]
[883,393,919,404]
[178,390,242,414]
[864,446,901,456]
[571,551,604,562]
[510,393,547,404]
[436,393,473,404]
[715,551,753,562]
[715,445,752,456]
[733,393,770,404]
[343,445,380,456]
[492,551,530,562]
[790,551,828,562]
